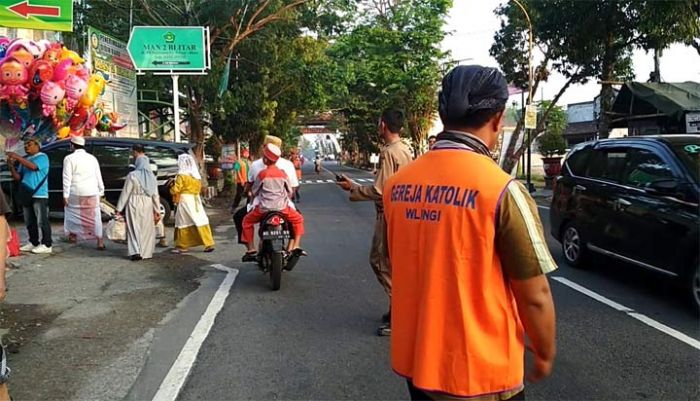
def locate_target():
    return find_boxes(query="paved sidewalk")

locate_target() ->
[0,198,241,400]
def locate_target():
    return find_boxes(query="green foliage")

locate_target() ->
[537,132,567,158]
[69,0,453,161]
[492,0,698,172]
[329,0,452,157]
[536,101,567,157]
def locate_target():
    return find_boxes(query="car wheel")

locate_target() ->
[688,261,700,314]
[562,222,588,268]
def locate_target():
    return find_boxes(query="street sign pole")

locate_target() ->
[173,75,180,143]
[524,104,538,193]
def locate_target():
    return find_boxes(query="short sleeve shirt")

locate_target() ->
[248,157,299,188]
[19,152,49,198]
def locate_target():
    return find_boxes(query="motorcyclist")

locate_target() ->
[241,143,306,262]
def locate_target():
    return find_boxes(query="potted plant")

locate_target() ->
[537,131,567,188]
[535,101,568,189]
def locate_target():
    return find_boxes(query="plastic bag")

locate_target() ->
[105,217,126,243]
[6,228,19,257]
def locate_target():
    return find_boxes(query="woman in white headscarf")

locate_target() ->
[116,155,161,261]
[170,154,215,253]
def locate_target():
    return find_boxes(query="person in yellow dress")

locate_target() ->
[170,154,215,253]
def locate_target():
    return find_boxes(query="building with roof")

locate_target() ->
[609,82,700,135]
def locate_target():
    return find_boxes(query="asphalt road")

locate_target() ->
[175,161,699,400]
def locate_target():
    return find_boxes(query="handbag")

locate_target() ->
[105,216,127,243]
[15,173,48,208]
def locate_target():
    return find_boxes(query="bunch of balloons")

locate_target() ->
[0,36,118,148]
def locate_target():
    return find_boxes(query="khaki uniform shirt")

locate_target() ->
[350,140,413,213]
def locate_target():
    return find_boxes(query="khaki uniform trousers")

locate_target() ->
[370,213,391,299]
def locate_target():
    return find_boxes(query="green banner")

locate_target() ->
[88,26,139,138]
[0,0,73,32]
[127,26,208,71]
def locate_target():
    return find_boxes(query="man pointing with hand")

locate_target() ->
[337,109,413,336]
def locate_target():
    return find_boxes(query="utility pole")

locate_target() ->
[512,0,536,193]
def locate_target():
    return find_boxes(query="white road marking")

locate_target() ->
[537,205,550,210]
[551,276,700,350]
[298,177,372,185]
[152,265,239,401]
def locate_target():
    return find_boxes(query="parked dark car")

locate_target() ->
[550,135,700,311]
[1,137,193,222]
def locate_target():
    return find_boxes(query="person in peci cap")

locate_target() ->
[62,135,106,250]
[7,137,52,254]
[383,65,558,400]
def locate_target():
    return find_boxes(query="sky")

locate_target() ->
[442,0,700,107]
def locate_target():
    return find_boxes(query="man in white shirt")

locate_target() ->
[233,135,299,245]
[62,136,106,250]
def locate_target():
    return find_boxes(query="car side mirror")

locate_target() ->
[646,179,679,195]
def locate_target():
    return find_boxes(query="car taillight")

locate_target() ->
[269,216,284,225]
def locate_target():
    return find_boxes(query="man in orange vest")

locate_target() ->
[232,149,250,209]
[383,65,557,400]
[290,148,303,203]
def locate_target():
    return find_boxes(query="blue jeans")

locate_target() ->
[23,198,52,247]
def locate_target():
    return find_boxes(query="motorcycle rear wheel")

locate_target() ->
[270,252,283,291]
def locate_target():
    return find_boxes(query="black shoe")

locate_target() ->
[131,254,142,261]
[242,251,258,262]
[382,311,391,323]
[290,248,308,257]
[377,323,391,337]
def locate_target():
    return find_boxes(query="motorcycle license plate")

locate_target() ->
[262,230,290,240]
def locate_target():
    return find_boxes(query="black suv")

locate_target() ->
[550,135,699,310]
[1,137,193,222]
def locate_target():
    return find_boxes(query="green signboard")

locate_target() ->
[127,26,210,72]
[0,0,73,32]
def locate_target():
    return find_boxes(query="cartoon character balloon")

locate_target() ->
[79,73,108,108]
[0,37,10,59]
[59,48,85,64]
[0,58,29,102]
[42,44,62,66]
[8,48,34,69]
[51,59,74,83]
[6,39,42,59]
[40,81,65,118]
[28,59,53,95]
[64,75,87,112]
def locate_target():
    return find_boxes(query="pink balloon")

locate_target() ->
[52,59,73,83]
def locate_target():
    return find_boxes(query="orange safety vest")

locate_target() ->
[292,156,302,179]
[383,149,523,398]
[236,160,248,184]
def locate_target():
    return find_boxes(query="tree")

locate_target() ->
[134,0,312,162]
[536,101,567,158]
[329,0,451,160]
[491,0,699,173]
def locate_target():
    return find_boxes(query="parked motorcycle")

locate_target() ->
[256,211,302,290]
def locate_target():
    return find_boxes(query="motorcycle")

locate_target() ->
[256,211,302,290]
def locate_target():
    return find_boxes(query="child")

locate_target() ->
[241,144,305,261]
